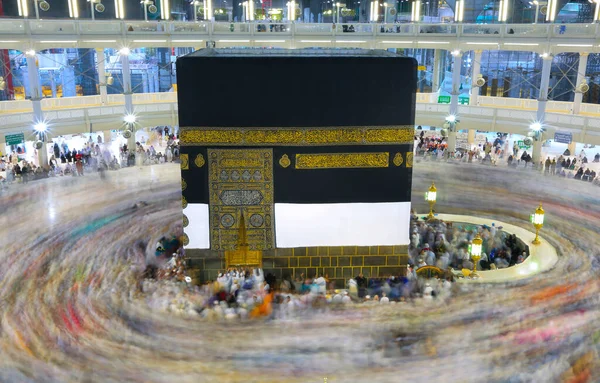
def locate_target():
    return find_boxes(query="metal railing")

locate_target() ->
[0,92,598,116]
[0,19,598,40]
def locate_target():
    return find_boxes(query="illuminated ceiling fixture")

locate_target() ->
[546,0,557,21]
[119,46,131,55]
[411,0,420,22]
[17,0,29,17]
[124,114,137,124]
[115,0,125,19]
[530,122,542,131]
[34,121,48,132]
[68,0,79,18]
[498,0,508,22]
[370,1,379,22]
[161,0,170,19]
[203,0,213,21]
[454,0,464,22]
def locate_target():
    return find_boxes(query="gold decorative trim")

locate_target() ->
[406,152,414,168]
[179,126,414,146]
[194,154,205,168]
[181,178,187,191]
[182,233,190,246]
[182,196,188,209]
[393,152,403,167]
[180,154,189,170]
[183,214,189,227]
[295,152,389,169]
[208,149,274,251]
[279,154,291,168]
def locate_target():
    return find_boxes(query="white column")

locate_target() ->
[447,51,463,153]
[121,52,133,113]
[103,130,111,145]
[26,55,43,122]
[142,71,149,93]
[568,140,577,155]
[533,55,553,165]
[432,49,442,92]
[449,51,462,117]
[120,52,136,150]
[572,52,588,115]
[26,55,48,168]
[469,50,482,106]
[536,55,553,122]
[96,48,108,105]
[467,129,476,148]
[49,70,57,98]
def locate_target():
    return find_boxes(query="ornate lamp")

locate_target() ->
[425,182,437,220]
[531,203,545,245]
[469,233,483,278]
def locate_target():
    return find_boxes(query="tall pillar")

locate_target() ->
[469,50,482,106]
[572,52,588,115]
[142,71,149,93]
[121,52,135,150]
[432,49,443,92]
[96,48,108,105]
[467,129,476,148]
[103,130,111,145]
[121,52,133,113]
[61,66,76,97]
[26,54,48,168]
[447,51,463,153]
[49,70,57,98]
[533,55,553,164]
[568,140,577,155]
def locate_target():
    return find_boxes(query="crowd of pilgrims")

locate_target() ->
[408,212,529,272]
[145,253,460,321]
[537,152,599,182]
[140,216,535,320]
[415,130,600,185]
[182,266,457,320]
[0,128,180,189]
[416,131,516,164]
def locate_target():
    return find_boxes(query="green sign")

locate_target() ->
[517,140,531,150]
[437,95,469,105]
[5,133,24,146]
[437,95,451,104]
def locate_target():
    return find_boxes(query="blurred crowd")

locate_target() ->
[415,130,600,186]
[408,213,529,272]
[0,129,180,191]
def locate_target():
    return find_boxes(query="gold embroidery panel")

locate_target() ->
[180,154,189,170]
[245,129,303,144]
[208,149,274,251]
[194,154,205,168]
[278,154,291,168]
[364,129,415,143]
[295,152,389,169]
[393,153,404,167]
[180,126,414,146]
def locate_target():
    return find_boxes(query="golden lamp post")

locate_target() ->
[531,203,545,245]
[469,233,483,278]
[425,182,437,220]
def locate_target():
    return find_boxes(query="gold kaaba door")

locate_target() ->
[207,149,274,267]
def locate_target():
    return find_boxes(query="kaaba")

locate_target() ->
[177,48,417,286]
